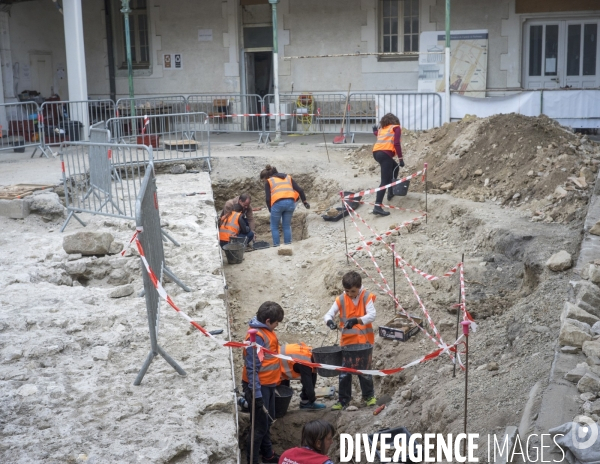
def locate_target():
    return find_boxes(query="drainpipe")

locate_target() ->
[269,0,281,144]
[120,0,135,116]
[445,0,451,124]
[104,0,116,102]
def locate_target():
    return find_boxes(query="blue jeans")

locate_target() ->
[270,199,296,246]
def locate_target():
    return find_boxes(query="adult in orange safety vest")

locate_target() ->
[218,204,254,247]
[371,113,404,217]
[259,164,310,247]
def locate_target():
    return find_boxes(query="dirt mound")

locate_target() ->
[353,114,600,224]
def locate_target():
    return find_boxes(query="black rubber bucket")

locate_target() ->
[312,345,342,378]
[274,385,294,418]
[222,242,244,264]
[343,191,362,210]
[392,179,410,196]
[342,343,373,370]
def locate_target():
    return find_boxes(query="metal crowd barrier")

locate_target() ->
[39,99,116,149]
[105,111,211,171]
[59,141,153,231]
[263,92,350,139]
[349,92,443,135]
[133,164,190,386]
[0,101,51,157]
[115,95,188,119]
[187,93,263,137]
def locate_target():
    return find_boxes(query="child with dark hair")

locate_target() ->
[279,419,336,464]
[243,301,285,464]
[371,112,404,216]
[323,271,377,410]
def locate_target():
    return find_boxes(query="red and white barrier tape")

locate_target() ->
[342,200,448,350]
[130,236,465,376]
[344,166,426,200]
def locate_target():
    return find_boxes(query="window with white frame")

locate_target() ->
[112,0,150,70]
[379,0,420,56]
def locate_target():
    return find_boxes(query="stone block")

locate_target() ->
[559,323,592,347]
[25,192,64,216]
[576,282,600,319]
[577,373,600,393]
[63,231,114,256]
[278,245,293,256]
[565,363,589,383]
[546,250,572,271]
[564,302,600,326]
[583,341,600,359]
[0,199,30,219]
[110,284,134,298]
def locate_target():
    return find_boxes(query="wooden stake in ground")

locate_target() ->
[322,130,331,163]
[342,194,349,264]
[333,84,351,144]
[453,254,464,378]
[392,243,396,308]
[248,329,258,464]
[461,320,472,457]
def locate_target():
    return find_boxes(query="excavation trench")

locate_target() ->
[210,149,586,463]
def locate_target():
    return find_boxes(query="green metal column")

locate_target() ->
[121,0,135,116]
[269,0,281,143]
[444,0,451,123]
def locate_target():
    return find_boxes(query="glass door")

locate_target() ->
[525,22,563,89]
[524,20,600,89]
[565,21,599,88]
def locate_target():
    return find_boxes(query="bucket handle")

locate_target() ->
[320,326,339,347]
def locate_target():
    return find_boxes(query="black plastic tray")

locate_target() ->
[322,207,348,222]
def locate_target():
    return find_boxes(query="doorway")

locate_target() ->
[29,52,53,97]
[524,19,600,89]
[245,51,273,98]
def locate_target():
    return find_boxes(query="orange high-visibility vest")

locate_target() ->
[218,211,241,242]
[279,343,313,380]
[242,327,281,386]
[336,289,375,345]
[268,175,299,206]
[372,125,400,154]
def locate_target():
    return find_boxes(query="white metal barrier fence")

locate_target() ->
[39,99,116,150]
[115,96,188,119]
[59,141,153,231]
[187,93,263,137]
[0,101,51,157]
[106,111,211,170]
[134,164,190,386]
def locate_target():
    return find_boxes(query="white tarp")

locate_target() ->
[451,92,541,120]
[449,90,600,129]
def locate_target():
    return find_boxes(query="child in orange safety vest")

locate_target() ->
[323,271,377,410]
[278,343,325,410]
[242,301,285,464]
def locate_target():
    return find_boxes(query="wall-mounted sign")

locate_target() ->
[163,54,183,70]
[198,29,213,42]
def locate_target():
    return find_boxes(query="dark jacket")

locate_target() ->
[264,173,307,211]
[244,317,277,397]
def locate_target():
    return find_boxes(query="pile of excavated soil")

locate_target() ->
[351,114,600,224]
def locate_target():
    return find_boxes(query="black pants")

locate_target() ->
[280,364,317,403]
[373,151,399,205]
[243,382,276,464]
[338,372,374,405]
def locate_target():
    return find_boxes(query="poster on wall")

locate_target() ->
[163,54,183,70]
[198,29,213,42]
[418,29,488,98]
